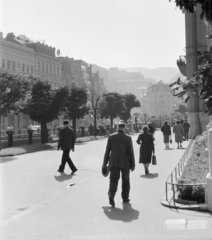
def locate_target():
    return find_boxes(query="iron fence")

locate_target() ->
[164,136,206,204]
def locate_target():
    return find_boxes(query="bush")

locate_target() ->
[178,185,205,203]
[177,134,209,203]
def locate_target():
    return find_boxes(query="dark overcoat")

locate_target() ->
[103,130,135,170]
[58,126,75,150]
[137,131,155,164]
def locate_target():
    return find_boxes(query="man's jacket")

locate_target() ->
[58,126,75,150]
[103,131,135,170]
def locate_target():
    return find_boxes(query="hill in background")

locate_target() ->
[122,67,181,83]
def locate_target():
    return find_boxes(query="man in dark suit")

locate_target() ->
[103,122,135,207]
[57,120,77,174]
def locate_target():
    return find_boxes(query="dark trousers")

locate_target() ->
[108,168,130,201]
[59,149,77,172]
[184,131,189,140]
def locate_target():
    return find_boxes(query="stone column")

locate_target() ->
[185,8,207,138]
[206,115,212,211]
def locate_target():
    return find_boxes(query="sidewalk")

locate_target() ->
[0,135,105,157]
[1,131,211,240]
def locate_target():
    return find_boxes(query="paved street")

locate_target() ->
[0,130,212,240]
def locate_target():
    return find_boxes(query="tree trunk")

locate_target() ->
[94,113,97,137]
[110,117,113,133]
[41,121,48,143]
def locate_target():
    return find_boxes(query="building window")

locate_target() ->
[31,66,34,74]
[57,66,59,75]
[2,59,5,68]
[50,64,52,74]
[42,62,44,72]
[54,65,56,74]
[13,61,15,70]
[22,63,25,72]
[7,60,10,69]
[38,61,40,71]
[27,65,29,74]
[46,63,48,73]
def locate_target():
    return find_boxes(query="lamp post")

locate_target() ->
[133,112,140,133]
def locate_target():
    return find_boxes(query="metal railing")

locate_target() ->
[164,136,206,204]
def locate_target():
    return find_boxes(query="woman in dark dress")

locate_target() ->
[136,125,155,174]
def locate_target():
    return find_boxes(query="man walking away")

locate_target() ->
[161,121,172,149]
[103,122,135,207]
[183,120,190,140]
[57,120,77,174]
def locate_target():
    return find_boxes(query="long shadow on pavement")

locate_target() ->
[54,173,73,182]
[0,156,19,164]
[102,203,139,222]
[140,173,158,179]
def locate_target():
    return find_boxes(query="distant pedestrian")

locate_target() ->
[57,120,77,174]
[148,122,155,136]
[183,120,190,140]
[103,122,135,207]
[136,125,155,175]
[80,124,85,137]
[173,120,184,149]
[161,121,171,149]
[180,118,184,125]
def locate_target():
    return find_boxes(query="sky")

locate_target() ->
[0,0,185,69]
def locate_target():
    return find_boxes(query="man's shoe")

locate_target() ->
[71,169,78,175]
[109,196,115,207]
[57,169,63,173]
[123,199,130,203]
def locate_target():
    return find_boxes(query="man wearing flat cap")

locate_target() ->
[103,122,135,207]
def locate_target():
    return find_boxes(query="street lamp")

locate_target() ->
[133,112,140,133]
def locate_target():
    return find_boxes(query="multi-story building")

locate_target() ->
[68,59,90,89]
[144,81,176,117]
[25,41,62,87]
[0,32,62,131]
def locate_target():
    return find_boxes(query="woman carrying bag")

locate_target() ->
[136,125,155,175]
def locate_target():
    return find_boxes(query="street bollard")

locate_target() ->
[6,131,14,147]
[27,129,33,145]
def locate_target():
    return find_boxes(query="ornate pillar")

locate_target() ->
[185,8,207,137]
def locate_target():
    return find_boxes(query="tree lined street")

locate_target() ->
[1,131,212,240]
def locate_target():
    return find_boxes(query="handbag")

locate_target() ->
[152,154,157,165]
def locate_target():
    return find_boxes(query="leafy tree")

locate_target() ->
[88,90,102,136]
[0,71,31,115]
[99,92,126,132]
[119,93,141,122]
[64,85,89,133]
[24,78,69,143]
[169,0,212,24]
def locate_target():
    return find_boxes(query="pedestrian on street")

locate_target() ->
[148,122,155,136]
[57,120,77,174]
[136,125,155,175]
[173,120,184,149]
[102,122,135,207]
[160,121,172,149]
[183,119,190,140]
